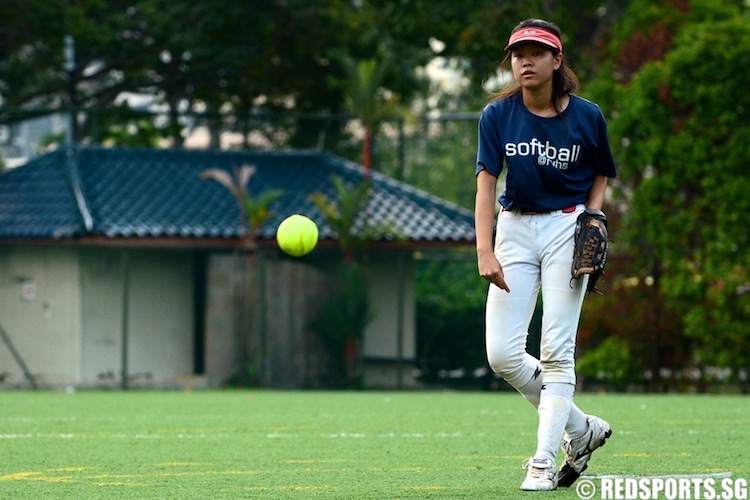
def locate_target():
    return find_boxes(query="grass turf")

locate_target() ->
[0,390,748,499]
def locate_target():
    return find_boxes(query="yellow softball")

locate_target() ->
[276,214,319,257]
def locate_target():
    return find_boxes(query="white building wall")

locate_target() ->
[79,248,195,386]
[0,246,195,388]
[0,244,416,389]
[363,251,416,360]
[80,248,127,383]
[0,246,82,386]
[125,249,194,380]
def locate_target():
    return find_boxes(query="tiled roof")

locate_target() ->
[0,146,475,246]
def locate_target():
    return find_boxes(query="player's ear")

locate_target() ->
[554,54,563,70]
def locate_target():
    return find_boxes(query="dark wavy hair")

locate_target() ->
[489,19,579,114]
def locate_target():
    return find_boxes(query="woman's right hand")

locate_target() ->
[475,170,510,292]
[478,249,510,293]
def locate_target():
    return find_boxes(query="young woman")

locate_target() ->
[474,19,616,491]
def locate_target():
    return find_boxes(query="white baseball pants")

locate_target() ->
[485,205,588,388]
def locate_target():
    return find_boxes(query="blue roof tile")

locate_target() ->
[0,146,476,246]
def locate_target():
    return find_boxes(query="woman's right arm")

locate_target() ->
[475,169,510,292]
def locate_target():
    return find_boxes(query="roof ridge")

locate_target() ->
[65,145,94,232]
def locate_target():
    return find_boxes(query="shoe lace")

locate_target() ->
[522,458,554,479]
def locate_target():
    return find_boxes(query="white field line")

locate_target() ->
[585,472,734,480]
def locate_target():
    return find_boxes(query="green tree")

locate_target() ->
[415,256,487,385]
[0,0,628,145]
[310,175,370,262]
[337,55,399,176]
[307,262,373,389]
[590,2,750,390]
[0,0,431,146]
[308,176,373,388]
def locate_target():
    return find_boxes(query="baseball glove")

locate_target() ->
[571,208,609,294]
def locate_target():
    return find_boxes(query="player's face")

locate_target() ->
[510,43,561,91]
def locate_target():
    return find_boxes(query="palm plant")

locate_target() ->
[309,175,369,262]
[338,55,398,177]
[199,165,282,244]
[199,165,283,386]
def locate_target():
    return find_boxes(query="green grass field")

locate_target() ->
[1,390,748,499]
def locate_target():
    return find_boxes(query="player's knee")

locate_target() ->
[487,348,525,381]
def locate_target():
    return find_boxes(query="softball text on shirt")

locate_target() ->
[505,138,581,170]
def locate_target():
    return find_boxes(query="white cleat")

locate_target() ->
[558,415,612,487]
[520,457,558,491]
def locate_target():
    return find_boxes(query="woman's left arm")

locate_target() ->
[586,175,608,210]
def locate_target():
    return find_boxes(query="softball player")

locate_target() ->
[474,19,617,491]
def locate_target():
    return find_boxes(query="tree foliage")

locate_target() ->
[0,1,622,143]
[584,0,750,390]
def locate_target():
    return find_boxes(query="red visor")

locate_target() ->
[505,27,563,53]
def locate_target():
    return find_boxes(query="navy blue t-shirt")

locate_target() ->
[476,93,617,212]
